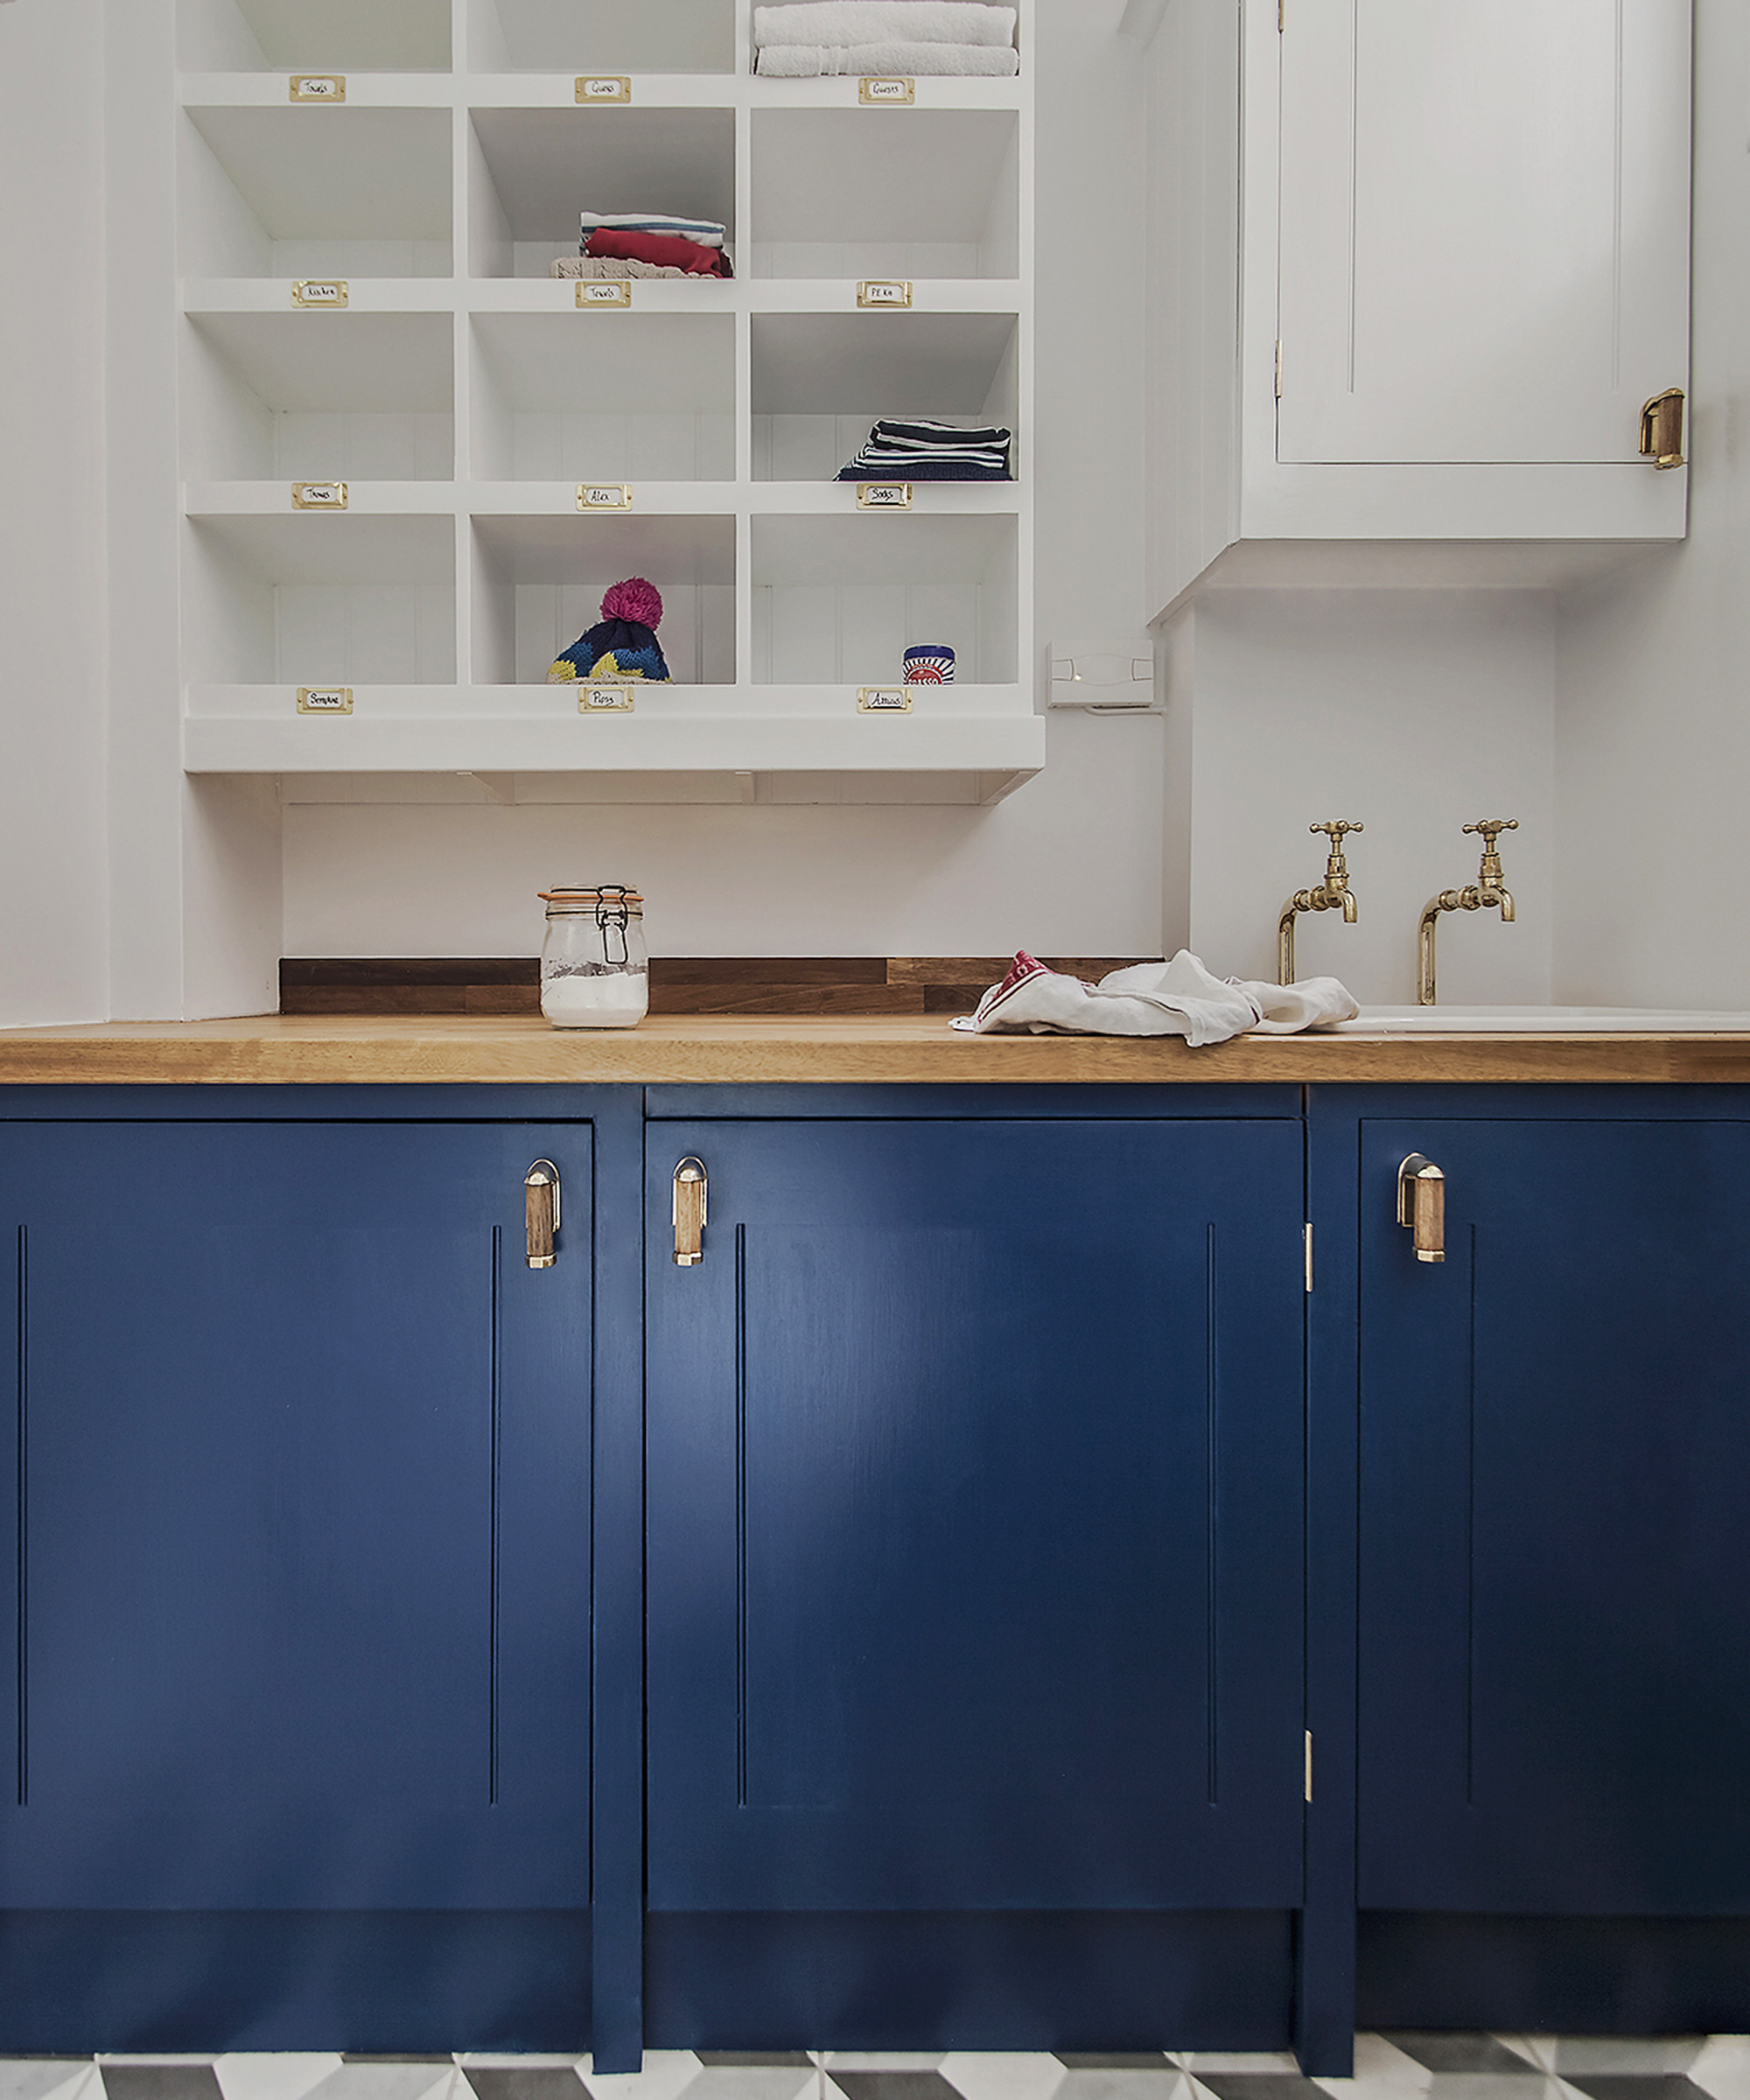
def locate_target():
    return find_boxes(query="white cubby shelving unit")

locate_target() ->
[178,0,1040,807]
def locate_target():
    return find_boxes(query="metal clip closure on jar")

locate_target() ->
[537,885,648,1030]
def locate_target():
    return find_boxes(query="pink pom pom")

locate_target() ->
[601,577,663,627]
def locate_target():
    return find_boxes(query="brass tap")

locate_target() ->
[1278,821,1363,985]
[1417,819,1518,1006]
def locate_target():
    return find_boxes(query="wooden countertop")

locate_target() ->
[4,1013,1750,1085]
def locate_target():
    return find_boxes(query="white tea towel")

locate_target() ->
[754,3,1016,48]
[755,38,1019,74]
[955,950,1359,1046]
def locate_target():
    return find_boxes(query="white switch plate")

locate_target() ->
[1046,637,1159,710]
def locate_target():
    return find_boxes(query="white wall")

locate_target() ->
[1174,592,1557,1004]
[284,0,1165,962]
[0,0,111,1026]
[1553,0,1749,1008]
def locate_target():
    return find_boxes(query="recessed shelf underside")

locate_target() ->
[184,687,1045,805]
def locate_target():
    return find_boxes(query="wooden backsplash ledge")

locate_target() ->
[280,957,1149,1018]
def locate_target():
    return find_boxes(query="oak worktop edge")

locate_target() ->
[2,1017,1749,1085]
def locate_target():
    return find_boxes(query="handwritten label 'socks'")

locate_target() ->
[859,75,915,103]
[579,684,636,713]
[290,74,345,101]
[576,74,632,102]
[297,687,353,714]
[292,280,347,308]
[857,482,913,510]
[291,481,347,510]
[578,483,633,512]
[858,279,914,310]
[858,688,914,713]
[576,280,632,309]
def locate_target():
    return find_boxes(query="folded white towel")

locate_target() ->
[579,211,726,249]
[956,951,1359,1046]
[755,38,1019,74]
[754,3,1016,49]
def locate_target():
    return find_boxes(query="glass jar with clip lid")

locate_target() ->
[538,884,648,1028]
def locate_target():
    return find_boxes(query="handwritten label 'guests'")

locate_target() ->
[576,75,632,102]
[859,76,915,103]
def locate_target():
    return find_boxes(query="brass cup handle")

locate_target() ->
[1397,1153,1446,1264]
[525,1159,561,1269]
[674,1158,708,1267]
[1640,389,1685,470]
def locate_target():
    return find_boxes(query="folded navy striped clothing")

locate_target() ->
[836,416,1013,481]
[579,211,727,249]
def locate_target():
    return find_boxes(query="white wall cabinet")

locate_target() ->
[172,0,1040,808]
[1144,0,1693,617]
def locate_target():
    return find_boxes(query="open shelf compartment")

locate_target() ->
[469,108,735,278]
[180,106,452,278]
[177,0,452,72]
[470,312,734,482]
[182,312,454,481]
[752,312,1020,484]
[466,0,735,75]
[469,514,737,686]
[751,109,1020,280]
[183,514,457,685]
[752,513,1018,687]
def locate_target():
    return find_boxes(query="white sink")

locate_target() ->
[1332,1006,1750,1033]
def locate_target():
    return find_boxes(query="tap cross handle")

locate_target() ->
[1311,820,1364,849]
[1463,819,1519,850]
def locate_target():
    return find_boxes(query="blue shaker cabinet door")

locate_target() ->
[646,1119,1307,1914]
[0,1122,592,1911]
[1358,1116,1750,1914]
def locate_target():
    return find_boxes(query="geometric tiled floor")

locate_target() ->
[9,2036,1750,2100]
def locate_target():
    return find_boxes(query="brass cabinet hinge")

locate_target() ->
[1303,1223,1313,1293]
[1278,0,1284,30]
[1276,340,1284,399]
[1305,1730,1313,1802]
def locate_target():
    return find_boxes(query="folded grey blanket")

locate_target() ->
[754,3,1016,48]
[755,39,1019,74]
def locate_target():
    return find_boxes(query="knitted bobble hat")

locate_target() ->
[547,578,671,684]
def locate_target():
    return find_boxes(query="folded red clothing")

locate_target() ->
[585,227,732,277]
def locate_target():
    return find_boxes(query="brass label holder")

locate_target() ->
[858,278,914,310]
[858,688,913,713]
[297,688,353,714]
[579,684,636,713]
[859,76,915,103]
[290,74,345,102]
[291,481,347,510]
[578,483,633,512]
[856,482,913,509]
[577,75,633,102]
[577,279,633,309]
[291,280,347,308]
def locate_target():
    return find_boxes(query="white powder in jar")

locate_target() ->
[541,971,648,1029]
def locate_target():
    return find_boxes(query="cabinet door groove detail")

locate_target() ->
[488,1223,501,1809]
[1464,1220,1477,1810]
[735,1220,749,1813]
[1206,1219,1221,1807]
[13,1223,26,1811]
